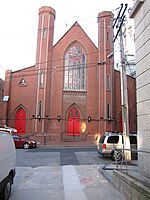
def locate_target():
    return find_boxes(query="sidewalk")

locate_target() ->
[99,160,138,183]
[10,165,127,200]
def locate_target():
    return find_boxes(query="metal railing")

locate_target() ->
[113,148,150,172]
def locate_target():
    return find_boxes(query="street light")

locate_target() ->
[88,116,91,123]
[57,115,61,122]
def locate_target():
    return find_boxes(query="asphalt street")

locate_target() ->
[9,147,127,200]
[16,147,112,167]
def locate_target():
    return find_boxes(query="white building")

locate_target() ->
[114,16,136,77]
[122,18,136,77]
[130,0,150,179]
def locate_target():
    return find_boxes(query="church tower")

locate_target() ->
[97,11,115,134]
[35,6,55,134]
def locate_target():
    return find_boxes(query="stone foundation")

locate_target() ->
[113,170,150,200]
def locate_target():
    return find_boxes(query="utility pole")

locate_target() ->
[113,4,131,161]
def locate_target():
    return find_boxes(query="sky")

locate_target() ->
[0,0,133,79]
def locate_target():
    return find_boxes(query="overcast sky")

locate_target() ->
[0,0,133,78]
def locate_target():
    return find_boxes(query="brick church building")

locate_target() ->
[0,6,137,146]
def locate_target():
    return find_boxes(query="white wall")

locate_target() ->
[131,0,150,178]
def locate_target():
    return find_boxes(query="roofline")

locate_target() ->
[12,65,35,73]
[114,69,136,79]
[54,21,98,49]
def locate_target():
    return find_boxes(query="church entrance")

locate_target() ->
[14,107,26,134]
[67,106,80,136]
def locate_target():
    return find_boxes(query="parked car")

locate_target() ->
[97,132,137,161]
[12,135,37,149]
[0,129,16,200]
[0,125,17,134]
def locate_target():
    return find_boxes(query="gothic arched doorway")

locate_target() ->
[67,106,80,136]
[14,107,26,134]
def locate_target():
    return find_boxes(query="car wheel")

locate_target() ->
[0,175,12,200]
[23,142,30,149]
[111,150,122,161]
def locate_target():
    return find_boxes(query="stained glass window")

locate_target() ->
[82,54,85,90]
[69,111,73,117]
[78,61,81,89]
[73,62,76,89]
[64,45,86,90]
[64,53,69,89]
[75,111,79,117]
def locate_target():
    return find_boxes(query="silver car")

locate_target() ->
[97,132,137,161]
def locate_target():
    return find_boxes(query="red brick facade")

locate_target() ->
[0,78,4,111]
[0,6,137,146]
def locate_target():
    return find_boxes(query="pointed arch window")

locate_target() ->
[82,54,86,90]
[43,27,47,38]
[73,62,77,89]
[40,71,44,87]
[64,45,86,90]
[107,103,110,119]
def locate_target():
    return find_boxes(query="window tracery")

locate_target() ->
[64,45,86,90]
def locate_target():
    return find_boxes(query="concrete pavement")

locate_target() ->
[100,160,150,200]
[10,165,126,200]
[99,160,138,183]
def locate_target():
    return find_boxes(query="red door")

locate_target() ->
[67,106,80,136]
[14,108,26,135]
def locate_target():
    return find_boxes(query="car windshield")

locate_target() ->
[13,135,20,139]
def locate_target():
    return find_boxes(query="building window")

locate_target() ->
[38,101,42,119]
[78,61,81,89]
[107,103,110,119]
[64,45,86,90]
[43,27,47,38]
[40,71,44,87]
[106,75,110,90]
[107,32,109,41]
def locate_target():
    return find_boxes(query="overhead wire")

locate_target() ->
[0,17,113,37]
[0,13,115,79]
[10,60,114,79]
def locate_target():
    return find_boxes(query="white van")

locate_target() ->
[0,129,16,200]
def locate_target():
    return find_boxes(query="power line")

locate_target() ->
[9,62,114,79]
[3,48,112,72]
[0,18,113,37]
